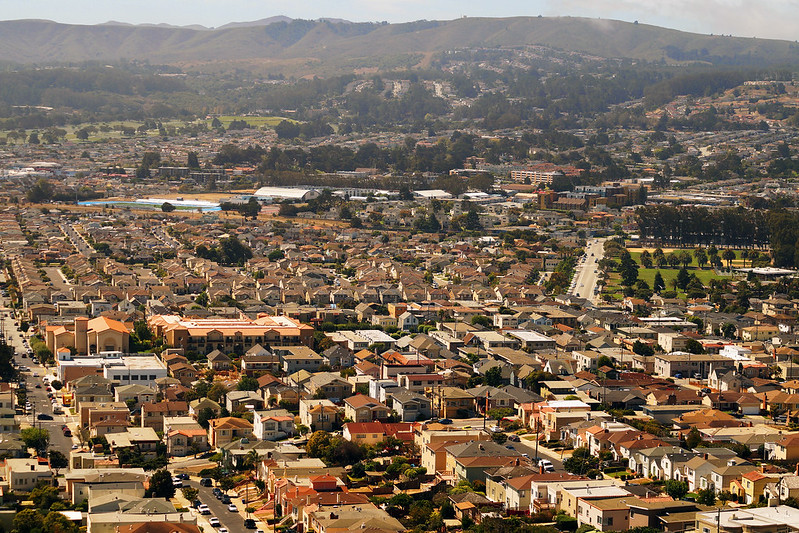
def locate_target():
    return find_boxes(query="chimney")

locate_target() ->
[30,464,35,471]
[761,463,765,473]
[540,464,544,474]
[704,453,708,460]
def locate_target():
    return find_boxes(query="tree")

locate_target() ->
[161,202,175,212]
[43,510,79,533]
[219,476,236,493]
[237,376,259,391]
[484,366,503,387]
[676,267,691,290]
[664,479,688,500]
[13,509,44,532]
[696,488,717,506]
[640,250,653,268]
[49,450,68,474]
[31,484,62,509]
[491,432,508,445]
[471,315,491,327]
[653,271,666,293]
[28,132,40,144]
[722,249,736,269]
[145,469,176,498]
[685,427,703,450]
[619,251,639,286]
[181,486,199,503]
[197,407,215,429]
[685,339,705,355]
[21,427,50,455]
[187,151,200,169]
[694,248,708,269]
[207,383,229,403]
[632,340,654,357]
[563,447,600,476]
[307,431,332,458]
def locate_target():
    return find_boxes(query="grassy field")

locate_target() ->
[602,248,733,300]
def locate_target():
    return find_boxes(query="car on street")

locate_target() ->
[220,495,231,505]
[244,519,256,529]
[200,478,213,487]
[538,459,555,473]
[227,504,238,512]
[507,434,520,442]
[172,476,183,487]
[219,528,229,533]
[37,413,53,420]
[209,517,220,527]
[198,505,211,515]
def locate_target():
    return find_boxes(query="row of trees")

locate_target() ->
[636,205,771,248]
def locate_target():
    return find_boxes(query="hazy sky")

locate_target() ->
[5,0,798,41]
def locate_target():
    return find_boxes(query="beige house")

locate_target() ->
[208,416,254,448]
[5,458,55,491]
[300,399,340,432]
[343,395,390,423]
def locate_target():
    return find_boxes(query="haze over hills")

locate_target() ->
[1,16,799,74]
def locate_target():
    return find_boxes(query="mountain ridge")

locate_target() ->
[1,16,797,74]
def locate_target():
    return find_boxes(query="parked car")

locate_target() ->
[198,505,211,515]
[209,517,220,527]
[200,478,213,487]
[220,495,231,505]
[538,459,555,473]
[244,519,256,529]
[507,434,520,442]
[172,476,183,487]
[37,413,53,420]
[228,504,238,512]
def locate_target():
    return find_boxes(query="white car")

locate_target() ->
[209,517,220,527]
[219,529,229,533]
[227,504,238,512]
[198,505,211,515]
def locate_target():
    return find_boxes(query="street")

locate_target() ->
[183,477,258,532]
[570,238,606,303]
[1,297,80,455]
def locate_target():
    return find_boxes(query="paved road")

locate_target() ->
[183,478,253,532]
[570,238,607,303]
[509,436,565,471]
[1,299,79,455]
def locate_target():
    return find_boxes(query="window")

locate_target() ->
[131,375,138,380]
[114,375,121,380]
[149,375,156,380]
[607,518,613,526]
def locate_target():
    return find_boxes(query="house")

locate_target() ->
[169,362,197,386]
[188,397,222,419]
[389,389,432,422]
[444,440,526,483]
[343,395,391,423]
[140,401,188,428]
[576,496,629,532]
[696,506,799,533]
[433,386,475,419]
[253,409,295,441]
[766,433,799,461]
[114,384,156,408]
[299,399,340,432]
[342,421,414,445]
[306,373,352,402]
[280,346,325,374]
[225,390,265,413]
[5,458,55,491]
[105,427,161,457]
[164,418,209,457]
[207,350,233,371]
[208,417,254,448]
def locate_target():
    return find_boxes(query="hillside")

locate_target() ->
[1,16,799,73]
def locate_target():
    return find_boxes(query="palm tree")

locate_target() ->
[244,449,260,472]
